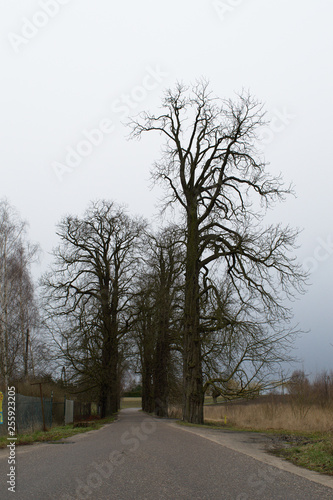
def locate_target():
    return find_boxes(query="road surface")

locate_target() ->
[0,408,332,499]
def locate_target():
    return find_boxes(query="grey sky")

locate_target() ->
[1,0,332,376]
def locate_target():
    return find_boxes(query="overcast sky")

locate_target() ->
[1,0,332,377]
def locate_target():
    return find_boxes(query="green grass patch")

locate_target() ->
[273,434,333,476]
[0,415,116,449]
[176,420,230,430]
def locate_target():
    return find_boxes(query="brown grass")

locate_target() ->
[207,403,333,432]
[120,397,142,409]
[169,401,333,433]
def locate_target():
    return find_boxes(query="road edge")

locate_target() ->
[168,422,333,490]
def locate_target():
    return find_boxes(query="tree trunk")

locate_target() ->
[100,309,119,418]
[153,286,170,417]
[141,332,154,413]
[153,336,169,417]
[100,345,118,417]
[142,363,154,413]
[99,275,120,418]
[183,207,204,423]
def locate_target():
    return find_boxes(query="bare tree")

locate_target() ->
[287,370,312,418]
[0,200,39,388]
[9,243,40,377]
[312,371,333,408]
[130,81,306,423]
[133,277,155,413]
[42,200,144,417]
[132,226,184,416]
[151,228,184,416]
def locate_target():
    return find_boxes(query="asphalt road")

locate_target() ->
[0,408,332,499]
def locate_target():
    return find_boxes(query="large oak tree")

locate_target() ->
[42,200,143,417]
[131,82,305,423]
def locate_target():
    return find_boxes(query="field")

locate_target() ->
[169,395,333,432]
[120,397,142,409]
[204,399,333,433]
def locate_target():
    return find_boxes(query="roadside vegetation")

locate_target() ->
[272,433,333,476]
[0,415,116,449]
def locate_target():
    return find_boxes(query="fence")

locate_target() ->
[0,393,52,436]
[0,393,99,436]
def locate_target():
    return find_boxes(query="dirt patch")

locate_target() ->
[268,434,320,450]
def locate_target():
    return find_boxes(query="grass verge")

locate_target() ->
[176,420,229,430]
[272,434,333,476]
[0,415,116,449]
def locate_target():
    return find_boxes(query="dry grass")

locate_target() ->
[169,401,333,433]
[120,397,142,409]
[206,403,333,433]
